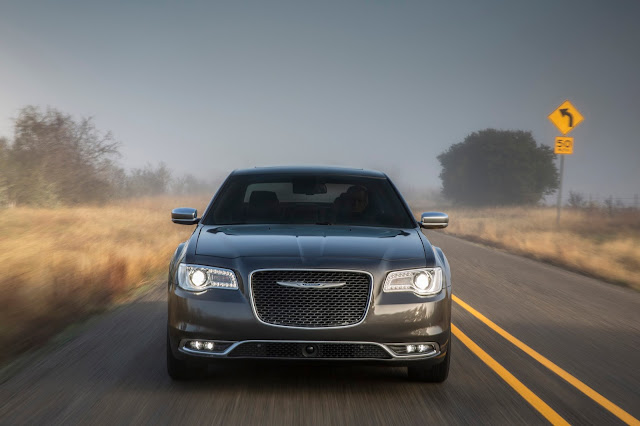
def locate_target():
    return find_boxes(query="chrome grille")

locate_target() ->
[251,270,372,328]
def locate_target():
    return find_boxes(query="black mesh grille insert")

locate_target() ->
[228,342,391,359]
[251,270,372,328]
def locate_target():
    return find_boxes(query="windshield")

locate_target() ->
[202,174,415,228]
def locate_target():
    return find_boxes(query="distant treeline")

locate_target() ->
[566,191,639,212]
[0,106,212,206]
[437,129,559,206]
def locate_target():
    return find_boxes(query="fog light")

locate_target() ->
[190,341,203,350]
[204,342,214,351]
[418,344,432,353]
[387,342,439,356]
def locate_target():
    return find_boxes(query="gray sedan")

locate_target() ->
[167,166,451,382]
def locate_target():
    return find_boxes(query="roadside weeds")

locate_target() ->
[413,206,640,291]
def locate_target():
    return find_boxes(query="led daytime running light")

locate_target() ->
[178,264,239,291]
[383,268,443,296]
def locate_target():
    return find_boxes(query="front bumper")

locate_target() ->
[168,259,451,364]
[178,339,441,361]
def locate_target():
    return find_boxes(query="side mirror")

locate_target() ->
[172,207,200,225]
[420,212,448,229]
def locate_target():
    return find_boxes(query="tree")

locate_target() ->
[125,162,172,197]
[568,191,585,208]
[170,173,211,195]
[7,106,120,205]
[437,129,559,205]
[1,105,212,206]
[0,137,9,206]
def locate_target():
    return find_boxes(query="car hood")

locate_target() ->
[195,225,427,261]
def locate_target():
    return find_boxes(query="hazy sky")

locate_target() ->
[1,0,639,202]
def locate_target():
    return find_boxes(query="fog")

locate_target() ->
[1,0,639,200]
[2,4,640,422]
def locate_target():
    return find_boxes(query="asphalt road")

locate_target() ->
[1,232,638,425]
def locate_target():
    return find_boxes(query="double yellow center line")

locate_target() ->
[452,294,639,426]
[452,324,569,425]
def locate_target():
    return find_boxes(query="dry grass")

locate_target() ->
[2,198,638,364]
[0,195,209,363]
[413,205,640,290]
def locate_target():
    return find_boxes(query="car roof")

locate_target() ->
[230,166,387,178]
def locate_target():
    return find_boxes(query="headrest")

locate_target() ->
[249,191,279,205]
[347,185,367,194]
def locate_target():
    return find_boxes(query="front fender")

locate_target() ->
[168,242,188,290]
[433,246,451,288]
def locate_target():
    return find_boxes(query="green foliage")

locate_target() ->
[437,129,559,205]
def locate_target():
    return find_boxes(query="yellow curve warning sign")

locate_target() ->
[548,100,584,135]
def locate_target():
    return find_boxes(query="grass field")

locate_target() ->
[414,205,640,290]
[1,197,638,364]
[0,196,209,364]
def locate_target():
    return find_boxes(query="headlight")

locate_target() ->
[177,263,238,291]
[383,268,443,296]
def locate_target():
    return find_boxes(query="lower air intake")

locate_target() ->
[228,342,392,359]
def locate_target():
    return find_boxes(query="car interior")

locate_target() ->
[208,177,413,227]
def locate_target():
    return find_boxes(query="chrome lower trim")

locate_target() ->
[178,339,440,360]
[249,268,374,330]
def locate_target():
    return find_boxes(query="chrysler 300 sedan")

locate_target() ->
[167,166,451,382]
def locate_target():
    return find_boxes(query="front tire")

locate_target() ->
[407,344,450,383]
[167,333,192,380]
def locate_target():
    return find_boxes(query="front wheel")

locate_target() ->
[167,333,193,380]
[407,343,450,383]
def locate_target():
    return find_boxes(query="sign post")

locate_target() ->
[549,101,583,225]
[555,155,565,225]
[553,137,574,225]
